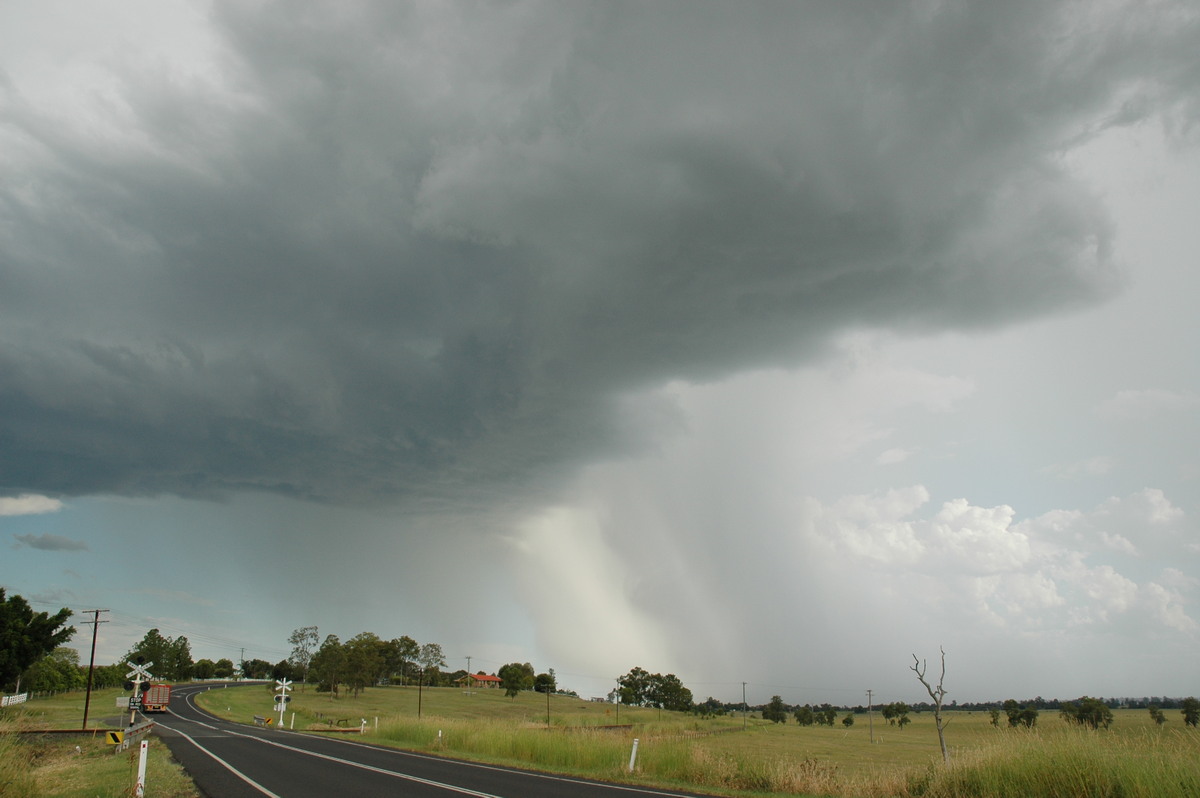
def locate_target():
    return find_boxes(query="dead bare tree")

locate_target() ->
[911,647,950,765]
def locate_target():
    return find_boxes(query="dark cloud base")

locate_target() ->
[3,1,1194,507]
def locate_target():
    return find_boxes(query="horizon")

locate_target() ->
[3,1,1198,709]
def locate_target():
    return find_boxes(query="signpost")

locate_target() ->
[273,678,292,727]
[125,661,154,726]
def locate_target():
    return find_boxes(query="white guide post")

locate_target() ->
[134,740,149,797]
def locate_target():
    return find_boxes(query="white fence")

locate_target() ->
[1,693,29,707]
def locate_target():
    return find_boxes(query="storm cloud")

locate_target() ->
[4,1,1188,508]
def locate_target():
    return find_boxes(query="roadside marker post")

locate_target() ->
[134,740,148,797]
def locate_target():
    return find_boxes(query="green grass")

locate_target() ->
[1,689,196,797]
[197,687,1200,797]
[0,715,200,798]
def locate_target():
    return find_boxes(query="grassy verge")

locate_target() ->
[1,690,197,797]
[0,717,200,798]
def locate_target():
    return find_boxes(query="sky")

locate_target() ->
[2,1,1199,707]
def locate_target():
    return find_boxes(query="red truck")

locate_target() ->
[140,684,171,713]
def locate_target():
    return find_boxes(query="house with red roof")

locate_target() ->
[457,672,503,689]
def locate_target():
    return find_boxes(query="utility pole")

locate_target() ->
[866,689,874,743]
[743,682,748,730]
[80,609,109,730]
[465,656,472,694]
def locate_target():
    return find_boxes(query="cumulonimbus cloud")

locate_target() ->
[1,1,1195,507]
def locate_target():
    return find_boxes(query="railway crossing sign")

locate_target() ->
[274,678,293,725]
[126,661,154,680]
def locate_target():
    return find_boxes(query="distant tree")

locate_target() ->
[534,670,557,694]
[309,635,346,697]
[989,708,1001,727]
[193,659,216,680]
[890,702,911,729]
[817,705,838,726]
[417,643,446,685]
[124,629,192,681]
[287,626,319,684]
[842,713,855,727]
[343,633,385,697]
[881,703,897,725]
[388,636,419,685]
[1003,699,1038,728]
[498,662,535,699]
[763,695,788,724]
[911,648,950,765]
[1181,697,1200,728]
[1148,705,1167,726]
[617,667,692,712]
[213,658,235,679]
[618,667,653,706]
[167,636,194,681]
[0,589,75,693]
[647,673,693,712]
[240,658,272,679]
[1060,697,1113,730]
[22,647,85,693]
[271,659,296,681]
[794,705,815,726]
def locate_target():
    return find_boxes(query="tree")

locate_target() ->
[417,643,446,685]
[309,635,345,697]
[1060,697,1113,730]
[1003,699,1038,728]
[498,662,535,699]
[388,636,419,685]
[617,667,693,712]
[534,670,557,694]
[193,659,216,680]
[763,695,788,724]
[618,667,652,706]
[240,658,272,679]
[343,633,385,697]
[0,588,75,692]
[911,648,950,765]
[842,713,855,727]
[794,705,815,726]
[1148,705,1167,726]
[287,626,319,684]
[647,673,693,713]
[122,629,193,681]
[1180,697,1199,728]
[213,658,235,679]
[22,646,84,693]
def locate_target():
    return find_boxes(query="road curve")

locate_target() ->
[152,683,718,798]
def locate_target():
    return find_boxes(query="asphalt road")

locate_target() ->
[151,683,716,798]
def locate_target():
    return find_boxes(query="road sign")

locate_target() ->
[126,661,154,680]
[106,731,124,745]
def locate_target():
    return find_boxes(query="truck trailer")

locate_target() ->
[140,684,171,713]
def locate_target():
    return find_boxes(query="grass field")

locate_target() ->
[0,693,200,798]
[196,684,1200,797]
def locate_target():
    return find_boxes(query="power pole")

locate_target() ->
[465,656,473,694]
[80,609,109,730]
[866,689,874,743]
[743,682,748,730]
